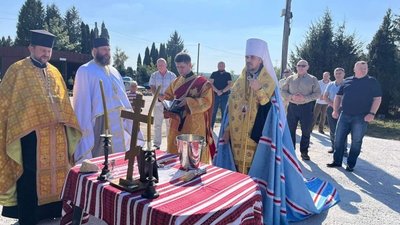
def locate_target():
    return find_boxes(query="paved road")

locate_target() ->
[1,95,399,224]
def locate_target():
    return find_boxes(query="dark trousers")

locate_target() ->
[1,131,62,225]
[287,102,314,153]
[211,94,229,129]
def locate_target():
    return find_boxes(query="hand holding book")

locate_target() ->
[162,99,183,114]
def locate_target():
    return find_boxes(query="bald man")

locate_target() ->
[281,59,321,160]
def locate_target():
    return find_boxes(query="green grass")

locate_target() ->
[313,118,400,141]
[366,119,400,140]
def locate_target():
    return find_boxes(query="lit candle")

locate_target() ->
[99,80,109,133]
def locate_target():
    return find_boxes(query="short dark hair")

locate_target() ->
[174,52,191,63]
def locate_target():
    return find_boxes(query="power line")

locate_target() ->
[201,44,242,57]
[0,17,17,21]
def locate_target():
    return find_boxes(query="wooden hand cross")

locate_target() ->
[120,86,161,181]
[120,94,150,181]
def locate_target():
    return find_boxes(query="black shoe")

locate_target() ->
[327,162,341,167]
[345,165,354,172]
[301,153,310,160]
[153,145,160,149]
[328,149,334,153]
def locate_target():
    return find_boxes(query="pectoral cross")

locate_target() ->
[41,69,57,104]
[48,93,57,104]
[120,93,153,181]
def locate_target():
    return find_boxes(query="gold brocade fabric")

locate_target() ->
[164,75,214,164]
[228,67,275,174]
[0,58,81,206]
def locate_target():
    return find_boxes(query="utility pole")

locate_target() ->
[196,43,200,75]
[280,0,293,79]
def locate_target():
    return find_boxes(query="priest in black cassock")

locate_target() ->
[0,30,81,225]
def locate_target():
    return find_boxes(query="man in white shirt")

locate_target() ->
[149,58,177,149]
[312,71,331,134]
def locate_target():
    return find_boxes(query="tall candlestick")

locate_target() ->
[99,80,110,134]
[147,86,161,149]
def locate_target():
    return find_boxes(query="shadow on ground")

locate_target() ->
[343,158,400,212]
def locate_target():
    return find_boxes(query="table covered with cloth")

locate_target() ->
[60,151,263,225]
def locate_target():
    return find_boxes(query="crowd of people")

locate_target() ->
[0,30,381,225]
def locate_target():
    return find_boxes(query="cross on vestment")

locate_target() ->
[41,69,57,103]
[47,93,58,104]
[120,93,153,181]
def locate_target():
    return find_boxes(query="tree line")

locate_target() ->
[0,0,110,54]
[112,31,185,86]
[1,0,187,88]
[290,10,400,118]
[133,31,184,85]
[2,1,399,117]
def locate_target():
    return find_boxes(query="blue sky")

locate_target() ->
[0,0,399,74]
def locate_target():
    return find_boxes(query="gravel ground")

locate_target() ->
[1,96,399,225]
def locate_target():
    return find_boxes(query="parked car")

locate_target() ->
[137,86,152,96]
[122,76,133,91]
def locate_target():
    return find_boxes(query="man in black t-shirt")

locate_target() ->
[327,61,382,172]
[209,61,232,129]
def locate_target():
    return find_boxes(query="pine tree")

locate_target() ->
[65,6,81,52]
[15,0,45,46]
[0,37,5,47]
[166,31,184,74]
[45,4,60,27]
[137,53,142,68]
[136,66,150,85]
[332,23,363,75]
[90,29,96,49]
[290,10,363,79]
[126,67,134,79]
[143,47,151,66]
[93,22,99,38]
[86,24,92,50]
[150,42,159,65]
[367,9,400,116]
[100,22,110,40]
[290,11,334,78]
[0,36,14,47]
[44,4,72,51]
[80,22,91,54]
[5,36,12,46]
[394,13,400,43]
[159,43,167,61]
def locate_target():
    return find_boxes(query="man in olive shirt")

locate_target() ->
[281,60,321,160]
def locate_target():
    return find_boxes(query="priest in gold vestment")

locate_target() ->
[164,52,215,164]
[0,30,81,225]
[214,38,341,225]
[219,39,275,174]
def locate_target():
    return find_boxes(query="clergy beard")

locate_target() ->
[95,52,111,66]
[31,54,49,65]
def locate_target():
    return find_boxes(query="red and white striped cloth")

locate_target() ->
[60,151,263,225]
